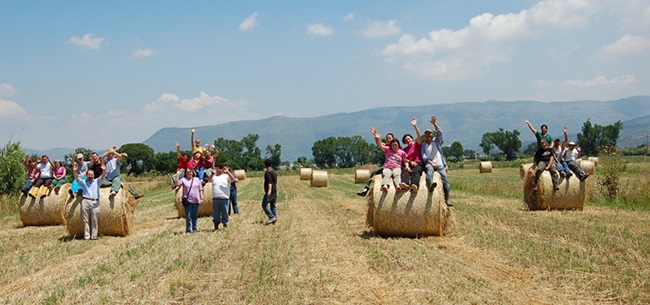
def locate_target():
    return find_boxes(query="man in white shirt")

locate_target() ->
[210,164,237,230]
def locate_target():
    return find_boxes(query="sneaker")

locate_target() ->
[566,172,573,178]
[134,194,145,200]
[356,186,369,197]
[559,172,565,178]
[223,224,228,229]
[265,217,277,225]
[410,184,418,192]
[381,185,389,193]
[395,187,402,193]
[68,189,74,197]
[399,182,409,190]
[554,185,560,191]
[580,173,590,181]
[446,201,454,207]
[533,185,538,192]
[110,191,117,197]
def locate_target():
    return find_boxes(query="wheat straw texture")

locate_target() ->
[366,173,450,237]
[300,168,312,180]
[581,160,596,175]
[588,157,599,166]
[233,169,246,180]
[354,169,370,183]
[520,163,534,180]
[523,169,586,210]
[19,184,69,226]
[174,182,213,218]
[479,161,493,173]
[65,185,137,237]
[310,170,328,187]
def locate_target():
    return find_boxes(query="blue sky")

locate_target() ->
[1,0,649,151]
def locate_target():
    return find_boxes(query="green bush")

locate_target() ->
[0,141,26,195]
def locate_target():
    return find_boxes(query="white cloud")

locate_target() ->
[0,98,28,119]
[131,48,156,59]
[599,34,650,56]
[343,12,356,22]
[0,83,17,97]
[306,23,334,37]
[534,79,555,89]
[174,92,228,111]
[360,20,401,38]
[239,12,259,31]
[144,93,180,111]
[65,33,105,50]
[563,74,638,88]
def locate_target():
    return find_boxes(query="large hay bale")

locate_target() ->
[366,173,450,237]
[19,184,69,226]
[354,169,370,183]
[519,163,534,180]
[310,170,328,187]
[588,157,599,166]
[523,169,586,211]
[479,161,492,173]
[174,182,213,218]
[300,168,312,180]
[66,185,138,237]
[581,160,595,175]
[233,169,246,180]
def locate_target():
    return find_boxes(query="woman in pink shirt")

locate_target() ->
[373,128,407,193]
[400,118,424,192]
[52,160,67,193]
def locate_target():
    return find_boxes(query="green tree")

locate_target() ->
[463,149,477,160]
[0,141,26,195]
[577,119,623,156]
[522,142,538,157]
[479,133,494,155]
[213,138,244,169]
[480,129,522,161]
[119,143,155,176]
[312,137,337,168]
[294,156,314,168]
[153,151,178,174]
[266,143,282,169]
[449,141,464,162]
[241,134,263,171]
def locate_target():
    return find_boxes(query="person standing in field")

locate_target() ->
[523,119,554,148]
[373,127,407,193]
[421,115,453,207]
[356,132,395,197]
[73,158,106,240]
[209,164,237,230]
[400,118,424,192]
[178,168,203,233]
[229,172,240,215]
[262,159,278,225]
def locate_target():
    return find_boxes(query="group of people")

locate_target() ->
[357,115,453,207]
[175,128,278,233]
[22,147,144,240]
[523,120,590,191]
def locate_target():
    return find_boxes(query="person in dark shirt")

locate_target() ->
[261,159,278,225]
[533,141,559,191]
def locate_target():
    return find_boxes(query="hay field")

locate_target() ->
[0,165,649,304]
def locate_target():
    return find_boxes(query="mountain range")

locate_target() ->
[28,96,650,161]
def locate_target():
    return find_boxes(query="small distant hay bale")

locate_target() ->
[310,170,328,187]
[588,157,599,166]
[366,173,451,237]
[479,161,492,173]
[174,182,214,218]
[300,168,312,180]
[19,184,69,226]
[519,163,534,180]
[66,185,138,237]
[233,169,246,180]
[523,169,586,211]
[581,160,595,175]
[354,169,370,183]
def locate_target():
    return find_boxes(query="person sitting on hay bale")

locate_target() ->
[172,142,191,189]
[372,127,407,193]
[421,115,453,207]
[523,119,554,149]
[201,144,218,185]
[21,155,39,195]
[101,147,144,199]
[533,141,560,192]
[51,160,67,194]
[563,141,590,182]
[73,157,107,240]
[29,155,54,198]
[356,131,394,197]
[552,127,573,182]
[400,118,424,192]
[69,153,89,197]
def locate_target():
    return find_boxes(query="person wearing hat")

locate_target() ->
[523,119,554,149]
[421,115,453,207]
[552,127,572,181]
[563,141,590,181]
[69,153,89,197]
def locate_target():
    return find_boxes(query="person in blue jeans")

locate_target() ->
[229,173,240,215]
[421,115,453,207]
[209,164,236,230]
[262,159,278,225]
[178,168,202,233]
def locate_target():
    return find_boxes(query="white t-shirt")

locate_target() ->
[553,147,565,162]
[37,162,53,178]
[211,173,231,199]
[564,148,579,162]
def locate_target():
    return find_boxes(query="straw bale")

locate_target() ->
[354,169,370,183]
[519,163,534,180]
[233,169,246,180]
[300,168,312,180]
[366,173,450,237]
[580,160,595,175]
[66,185,138,237]
[523,169,586,211]
[174,182,214,218]
[479,161,493,173]
[18,184,69,226]
[310,170,328,187]
[588,157,599,166]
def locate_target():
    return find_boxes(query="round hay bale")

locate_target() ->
[581,160,595,175]
[588,157,599,166]
[66,185,138,237]
[233,169,246,180]
[479,161,492,173]
[299,168,312,180]
[523,169,585,211]
[174,182,213,218]
[310,170,328,187]
[519,163,534,180]
[366,173,450,237]
[354,169,370,183]
[19,184,69,226]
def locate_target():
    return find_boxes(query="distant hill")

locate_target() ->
[142,96,650,161]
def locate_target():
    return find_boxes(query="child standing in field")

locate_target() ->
[373,127,407,193]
